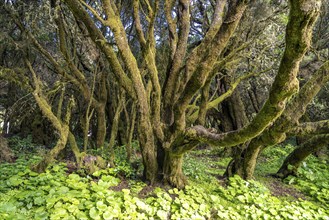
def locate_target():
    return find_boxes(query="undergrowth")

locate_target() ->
[0,140,328,219]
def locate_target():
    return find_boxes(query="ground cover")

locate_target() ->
[0,138,328,219]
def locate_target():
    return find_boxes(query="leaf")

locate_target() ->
[34,207,48,220]
[53,207,68,217]
[68,174,81,180]
[288,177,295,185]
[269,208,278,215]
[52,165,61,172]
[156,210,167,220]
[89,207,101,220]
[96,201,107,212]
[182,202,190,210]
[67,204,78,213]
[7,176,24,186]
[135,199,147,210]
[103,211,113,220]
[0,202,17,212]
[92,170,102,177]
[122,189,130,195]
[76,211,88,220]
[58,186,70,194]
[237,195,245,203]
[34,197,45,205]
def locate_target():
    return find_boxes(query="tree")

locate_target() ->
[0,0,325,189]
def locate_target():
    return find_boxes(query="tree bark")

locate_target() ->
[276,134,329,178]
[228,60,329,179]
[107,95,124,167]
[163,151,187,189]
[96,105,106,149]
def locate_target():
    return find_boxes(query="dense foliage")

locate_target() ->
[0,139,328,219]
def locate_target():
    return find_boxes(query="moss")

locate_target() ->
[276,134,329,178]
[163,151,187,189]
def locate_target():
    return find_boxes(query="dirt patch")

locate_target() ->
[138,182,171,199]
[111,179,130,192]
[265,177,306,200]
[138,185,156,198]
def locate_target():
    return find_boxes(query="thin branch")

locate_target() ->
[79,0,107,25]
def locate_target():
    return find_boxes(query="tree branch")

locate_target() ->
[175,0,321,152]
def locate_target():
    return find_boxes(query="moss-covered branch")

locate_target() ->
[64,0,136,100]
[276,133,329,178]
[0,66,32,92]
[288,120,329,137]
[108,93,124,167]
[163,0,191,117]
[189,68,270,124]
[180,0,320,150]
[173,1,248,132]
[25,58,75,172]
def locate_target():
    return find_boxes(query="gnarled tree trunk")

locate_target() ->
[276,134,329,178]
[163,151,187,189]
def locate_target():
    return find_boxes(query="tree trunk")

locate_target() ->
[196,81,211,126]
[32,124,70,172]
[225,142,261,179]
[125,103,136,162]
[276,134,329,178]
[138,117,158,184]
[226,131,286,179]
[107,96,124,167]
[68,132,82,167]
[163,151,187,189]
[96,105,106,149]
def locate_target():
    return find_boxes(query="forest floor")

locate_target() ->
[0,136,328,219]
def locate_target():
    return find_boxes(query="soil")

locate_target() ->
[110,179,130,192]
[138,185,157,198]
[265,176,307,200]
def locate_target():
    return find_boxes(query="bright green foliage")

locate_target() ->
[285,156,329,205]
[0,144,328,219]
[256,144,296,175]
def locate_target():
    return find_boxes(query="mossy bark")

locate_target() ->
[196,81,211,126]
[229,60,329,179]
[32,124,70,173]
[276,134,329,178]
[107,96,124,167]
[225,145,261,180]
[26,59,75,173]
[96,105,106,149]
[163,151,187,189]
[138,117,158,184]
[125,103,136,162]
[68,132,82,167]
[80,153,107,174]
[179,0,321,168]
